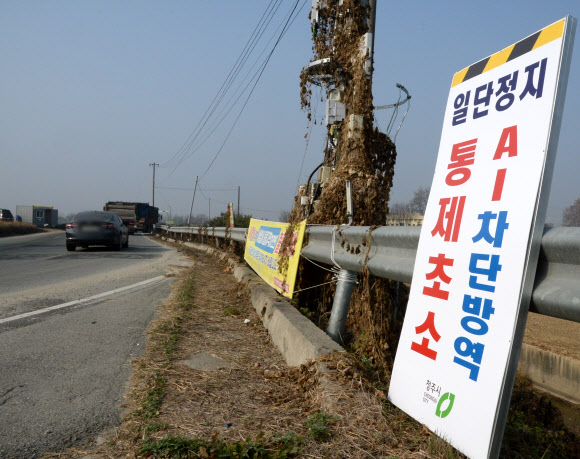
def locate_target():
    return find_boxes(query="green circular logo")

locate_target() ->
[435,392,455,418]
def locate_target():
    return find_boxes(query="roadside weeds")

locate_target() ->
[0,222,47,237]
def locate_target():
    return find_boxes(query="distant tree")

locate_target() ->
[563,198,580,227]
[279,210,291,222]
[189,214,208,226]
[172,214,188,225]
[388,186,431,215]
[234,214,253,228]
[389,202,409,214]
[206,212,253,228]
[408,186,430,214]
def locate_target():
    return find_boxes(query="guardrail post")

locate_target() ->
[327,269,357,344]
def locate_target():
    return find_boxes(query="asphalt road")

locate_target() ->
[0,232,190,458]
[0,232,182,319]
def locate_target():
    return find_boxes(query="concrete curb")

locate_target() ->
[517,343,580,404]
[182,242,344,366]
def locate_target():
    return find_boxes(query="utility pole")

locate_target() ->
[303,0,377,211]
[187,176,199,227]
[149,163,159,207]
[304,0,378,345]
[208,198,211,220]
[237,186,240,217]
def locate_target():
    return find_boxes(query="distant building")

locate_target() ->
[385,213,424,226]
[16,205,59,228]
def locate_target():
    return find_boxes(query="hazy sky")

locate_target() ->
[1,1,578,224]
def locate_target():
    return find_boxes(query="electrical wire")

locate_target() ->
[200,0,306,179]
[295,86,322,190]
[169,4,295,170]
[198,188,281,215]
[162,0,303,179]
[242,206,281,214]
[158,1,307,216]
[156,186,195,191]
[162,0,282,171]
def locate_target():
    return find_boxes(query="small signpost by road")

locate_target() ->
[388,16,576,459]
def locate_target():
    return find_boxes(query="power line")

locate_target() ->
[202,194,281,215]
[199,188,237,192]
[156,186,194,191]
[296,86,322,190]
[200,0,306,179]
[242,206,281,214]
[197,187,208,200]
[162,0,279,167]
[156,186,236,192]
[160,0,306,182]
[169,0,294,168]
[162,0,284,174]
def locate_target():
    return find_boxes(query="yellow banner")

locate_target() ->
[244,218,306,298]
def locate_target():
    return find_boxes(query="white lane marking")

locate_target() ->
[0,275,168,325]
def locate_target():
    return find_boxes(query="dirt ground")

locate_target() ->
[523,311,580,360]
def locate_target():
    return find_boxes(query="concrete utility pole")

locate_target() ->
[306,0,378,345]
[305,0,377,185]
[237,186,241,217]
[187,176,199,227]
[149,163,159,207]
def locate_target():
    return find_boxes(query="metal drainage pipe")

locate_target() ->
[327,269,358,344]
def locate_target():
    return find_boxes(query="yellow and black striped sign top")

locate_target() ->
[452,19,565,87]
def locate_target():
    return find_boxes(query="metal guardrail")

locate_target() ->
[159,225,580,323]
[164,226,247,243]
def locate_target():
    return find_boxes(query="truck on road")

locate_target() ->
[104,202,159,234]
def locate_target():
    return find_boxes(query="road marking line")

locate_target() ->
[0,276,168,325]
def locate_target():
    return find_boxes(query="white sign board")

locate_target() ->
[388,17,575,459]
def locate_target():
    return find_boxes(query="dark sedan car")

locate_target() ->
[65,211,129,251]
[0,209,14,222]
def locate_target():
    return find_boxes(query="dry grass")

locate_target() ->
[0,221,46,237]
